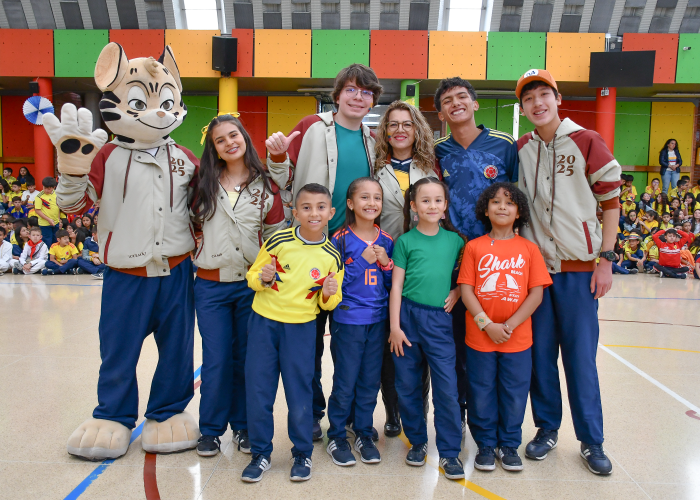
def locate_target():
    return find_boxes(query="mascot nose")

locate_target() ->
[157,111,166,118]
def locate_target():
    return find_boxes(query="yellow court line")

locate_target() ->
[603,344,700,354]
[397,433,506,500]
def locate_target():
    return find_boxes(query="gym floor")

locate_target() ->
[1,274,698,500]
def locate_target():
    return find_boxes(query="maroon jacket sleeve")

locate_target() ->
[264,182,285,225]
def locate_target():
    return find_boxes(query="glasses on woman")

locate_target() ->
[387,121,414,132]
[344,87,374,100]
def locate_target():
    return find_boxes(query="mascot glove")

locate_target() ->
[43,103,109,177]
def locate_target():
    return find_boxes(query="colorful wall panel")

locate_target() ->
[165,30,221,78]
[54,30,109,78]
[169,95,218,158]
[614,102,651,167]
[228,29,255,78]
[109,30,164,59]
[675,34,700,83]
[496,99,534,137]
[239,96,268,158]
[428,32,486,80]
[255,30,311,78]
[267,96,317,137]
[1,96,35,172]
[0,29,54,77]
[487,32,546,81]
[546,33,605,82]
[559,100,596,131]
[648,101,695,167]
[312,30,369,79]
[370,31,428,79]
[622,33,678,84]
[474,98,498,130]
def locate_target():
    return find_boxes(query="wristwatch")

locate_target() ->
[599,250,617,262]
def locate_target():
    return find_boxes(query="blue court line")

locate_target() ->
[63,365,202,500]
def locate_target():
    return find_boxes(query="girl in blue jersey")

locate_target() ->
[327,177,394,466]
[389,177,466,480]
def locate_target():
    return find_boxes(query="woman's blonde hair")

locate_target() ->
[374,101,436,175]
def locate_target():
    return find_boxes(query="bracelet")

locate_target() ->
[473,312,492,331]
[378,258,394,271]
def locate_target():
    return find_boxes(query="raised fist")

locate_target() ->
[43,103,109,177]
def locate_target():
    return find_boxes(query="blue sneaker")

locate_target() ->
[474,446,496,471]
[439,457,465,479]
[290,454,312,481]
[405,442,428,466]
[580,443,613,475]
[525,429,558,460]
[497,446,523,471]
[241,454,271,483]
[345,423,379,442]
[327,438,356,466]
[354,435,381,464]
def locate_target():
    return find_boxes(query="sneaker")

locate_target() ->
[74,268,85,275]
[628,268,638,274]
[439,457,465,479]
[232,429,251,454]
[42,269,55,276]
[67,268,79,275]
[497,446,523,471]
[241,454,271,482]
[290,454,312,481]
[405,442,428,466]
[659,271,664,278]
[345,424,379,442]
[326,438,356,466]
[354,435,381,464]
[92,272,104,280]
[474,446,496,471]
[313,419,323,441]
[580,443,613,475]
[525,429,558,460]
[12,266,21,275]
[196,435,221,457]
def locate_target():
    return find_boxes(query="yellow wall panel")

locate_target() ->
[256,30,311,78]
[428,32,486,80]
[648,102,695,167]
[164,30,220,78]
[267,96,317,137]
[546,33,605,82]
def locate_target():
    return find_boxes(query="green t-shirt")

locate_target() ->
[393,227,465,308]
[330,122,370,234]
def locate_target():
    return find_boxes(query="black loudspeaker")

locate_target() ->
[405,84,416,97]
[589,51,655,88]
[212,36,238,74]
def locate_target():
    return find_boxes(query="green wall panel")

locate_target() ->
[621,171,647,202]
[474,99,497,130]
[170,96,217,159]
[487,33,546,81]
[312,30,370,78]
[496,99,535,138]
[54,30,109,78]
[676,34,700,83]
[614,101,651,167]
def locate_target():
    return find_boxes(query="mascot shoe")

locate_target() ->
[141,412,200,454]
[66,418,132,461]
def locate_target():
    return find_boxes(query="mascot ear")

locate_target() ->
[95,43,129,92]
[158,46,183,93]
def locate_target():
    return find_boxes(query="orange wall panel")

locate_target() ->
[546,33,605,82]
[229,29,254,77]
[255,30,311,78]
[0,29,53,77]
[109,30,165,59]
[428,32,486,80]
[370,31,428,79]
[622,34,678,84]
[165,30,221,78]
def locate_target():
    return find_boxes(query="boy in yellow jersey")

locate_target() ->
[620,174,637,202]
[242,183,344,484]
[43,229,79,275]
[34,177,60,246]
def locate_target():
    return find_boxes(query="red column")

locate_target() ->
[595,87,616,152]
[33,77,54,188]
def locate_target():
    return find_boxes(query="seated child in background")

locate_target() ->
[9,197,28,218]
[77,226,105,278]
[659,212,673,230]
[458,183,551,473]
[14,227,47,275]
[42,229,79,276]
[2,166,16,186]
[1,216,14,242]
[621,210,640,236]
[682,193,699,214]
[0,227,12,274]
[646,178,661,197]
[637,192,654,214]
[613,233,644,275]
[653,228,693,279]
[12,224,29,259]
[621,197,636,217]
[21,178,38,206]
[620,174,637,202]
[639,210,658,235]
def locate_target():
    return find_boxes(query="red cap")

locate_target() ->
[515,69,558,100]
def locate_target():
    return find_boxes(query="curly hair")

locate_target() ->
[475,182,530,233]
[374,101,435,175]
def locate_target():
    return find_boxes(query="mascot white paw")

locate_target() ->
[66,418,132,461]
[141,412,200,454]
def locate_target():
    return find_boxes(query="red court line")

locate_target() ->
[143,453,161,500]
[687,410,700,421]
[600,319,700,329]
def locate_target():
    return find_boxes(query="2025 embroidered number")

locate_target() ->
[556,155,575,176]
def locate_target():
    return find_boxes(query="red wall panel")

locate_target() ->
[0,29,53,77]
[622,34,678,84]
[230,29,254,77]
[109,30,165,60]
[559,100,596,132]
[370,31,428,79]
[2,96,36,174]
[239,96,268,158]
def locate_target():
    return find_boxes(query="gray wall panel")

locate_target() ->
[77,0,93,27]
[549,0,566,31]
[408,1,429,28]
[105,0,122,28]
[20,0,37,27]
[291,9,310,25]
[669,0,689,31]
[490,0,504,30]
[606,0,628,34]
[310,0,321,27]
[559,12,582,28]
[379,11,398,26]
[617,14,641,32]
[518,0,534,30]
[679,15,700,30]
[30,0,57,27]
[639,0,659,32]
[281,0,291,27]
[648,14,671,29]
[4,0,29,27]
[579,0,597,30]
[133,0,149,28]
[589,0,614,31]
[321,10,340,25]
[399,0,409,28]
[530,2,553,30]
[233,2,254,27]
[49,0,66,27]
[500,12,521,28]
[61,1,85,28]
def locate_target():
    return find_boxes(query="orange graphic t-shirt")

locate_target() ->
[457,235,552,353]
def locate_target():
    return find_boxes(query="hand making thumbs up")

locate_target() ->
[266,130,302,157]
[322,271,338,300]
[261,257,277,284]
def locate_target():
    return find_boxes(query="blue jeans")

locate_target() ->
[40,224,58,247]
[661,168,680,195]
[45,258,79,274]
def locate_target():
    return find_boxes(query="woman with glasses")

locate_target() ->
[373,100,439,438]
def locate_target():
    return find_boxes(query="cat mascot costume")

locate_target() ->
[44,43,201,460]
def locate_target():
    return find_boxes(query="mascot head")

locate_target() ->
[94,43,187,149]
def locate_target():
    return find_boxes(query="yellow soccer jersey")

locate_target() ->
[621,201,636,215]
[621,185,637,201]
[246,227,345,324]
[646,186,662,197]
[49,243,78,262]
[647,245,659,260]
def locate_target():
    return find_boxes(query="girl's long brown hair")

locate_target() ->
[374,101,435,175]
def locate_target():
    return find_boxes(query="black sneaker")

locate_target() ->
[196,435,221,457]
[439,457,465,479]
[474,446,496,471]
[497,446,523,471]
[354,435,381,464]
[241,454,271,482]
[525,429,558,460]
[74,268,85,275]
[232,429,251,454]
[405,442,428,466]
[42,269,55,276]
[290,454,312,481]
[313,419,323,441]
[345,424,379,442]
[12,266,21,275]
[580,443,613,475]
[327,438,356,466]
[628,268,638,274]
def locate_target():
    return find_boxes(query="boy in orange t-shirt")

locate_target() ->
[458,183,552,472]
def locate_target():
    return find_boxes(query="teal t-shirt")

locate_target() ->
[393,227,465,308]
[330,122,370,234]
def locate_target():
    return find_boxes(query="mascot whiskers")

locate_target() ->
[44,43,201,460]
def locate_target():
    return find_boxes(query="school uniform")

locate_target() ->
[45,242,79,273]
[17,240,48,274]
[77,237,106,274]
[193,175,286,438]
[245,227,345,458]
[35,191,61,246]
